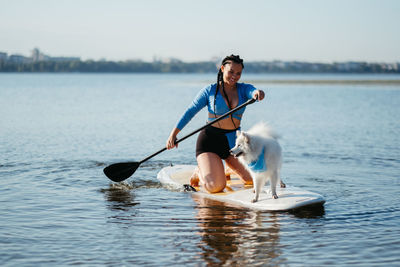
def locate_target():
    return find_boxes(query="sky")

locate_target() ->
[1,0,399,63]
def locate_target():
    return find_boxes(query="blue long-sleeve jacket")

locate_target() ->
[176,83,257,130]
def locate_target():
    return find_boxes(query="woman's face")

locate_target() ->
[221,62,242,86]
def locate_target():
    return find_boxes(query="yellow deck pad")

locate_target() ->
[170,170,253,195]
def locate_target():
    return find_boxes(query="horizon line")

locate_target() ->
[1,48,399,64]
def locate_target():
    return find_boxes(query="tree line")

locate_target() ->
[0,60,398,73]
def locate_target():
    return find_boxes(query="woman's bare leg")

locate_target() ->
[196,152,226,193]
[224,155,253,185]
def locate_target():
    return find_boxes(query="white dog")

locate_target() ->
[230,122,284,202]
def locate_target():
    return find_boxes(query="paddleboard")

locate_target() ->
[157,164,325,211]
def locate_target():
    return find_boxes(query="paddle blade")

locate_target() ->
[103,162,140,182]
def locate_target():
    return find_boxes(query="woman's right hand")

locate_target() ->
[166,128,180,149]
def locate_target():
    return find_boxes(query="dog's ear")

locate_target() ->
[236,130,241,136]
[242,132,250,143]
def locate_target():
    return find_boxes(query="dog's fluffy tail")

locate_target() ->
[248,122,281,140]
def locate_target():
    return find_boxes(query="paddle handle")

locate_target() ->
[140,147,167,164]
[140,98,256,164]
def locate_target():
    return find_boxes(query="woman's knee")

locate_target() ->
[197,152,226,193]
[202,175,226,193]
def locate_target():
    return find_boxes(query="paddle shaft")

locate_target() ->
[139,98,257,164]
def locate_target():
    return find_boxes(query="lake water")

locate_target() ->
[0,73,399,266]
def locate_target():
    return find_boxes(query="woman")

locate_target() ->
[166,55,265,193]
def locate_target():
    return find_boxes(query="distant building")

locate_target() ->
[31,48,80,62]
[336,62,362,72]
[9,54,31,63]
[272,60,286,69]
[31,48,49,61]
[0,52,7,61]
[49,56,80,62]
[384,63,398,71]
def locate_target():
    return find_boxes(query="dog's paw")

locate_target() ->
[251,195,259,203]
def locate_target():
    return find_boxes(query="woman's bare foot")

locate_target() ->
[280,180,286,188]
[190,167,200,187]
[224,165,236,180]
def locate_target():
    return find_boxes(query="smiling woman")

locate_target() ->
[166,55,265,193]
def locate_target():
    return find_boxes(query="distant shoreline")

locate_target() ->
[1,60,399,74]
[246,79,400,85]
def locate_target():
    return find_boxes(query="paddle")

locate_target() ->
[103,97,257,182]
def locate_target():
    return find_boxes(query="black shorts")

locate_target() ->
[196,126,238,160]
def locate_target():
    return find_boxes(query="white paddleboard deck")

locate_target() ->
[157,164,325,211]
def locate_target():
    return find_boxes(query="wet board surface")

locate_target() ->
[157,164,325,211]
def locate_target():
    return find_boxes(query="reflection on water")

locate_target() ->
[101,183,139,215]
[193,197,285,266]
[101,178,163,212]
[100,182,326,266]
[288,204,325,219]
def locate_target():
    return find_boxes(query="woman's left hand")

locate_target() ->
[253,90,265,101]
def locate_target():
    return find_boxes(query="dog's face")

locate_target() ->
[230,130,250,157]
